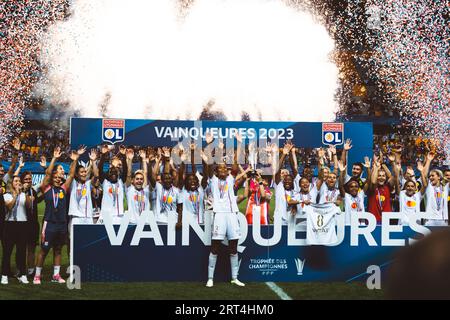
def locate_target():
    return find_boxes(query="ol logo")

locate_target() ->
[102,119,125,144]
[322,123,344,146]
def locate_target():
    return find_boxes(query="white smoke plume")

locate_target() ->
[37,0,338,121]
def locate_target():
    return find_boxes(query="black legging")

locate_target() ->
[1,222,28,277]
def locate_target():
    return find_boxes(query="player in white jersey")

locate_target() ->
[273,142,302,224]
[398,179,423,225]
[297,176,318,212]
[150,147,181,225]
[68,148,98,230]
[318,172,342,207]
[125,149,151,224]
[338,159,371,225]
[205,133,245,288]
[421,153,448,226]
[98,145,128,224]
[177,143,208,226]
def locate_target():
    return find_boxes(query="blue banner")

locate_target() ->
[70,118,373,168]
[73,224,430,282]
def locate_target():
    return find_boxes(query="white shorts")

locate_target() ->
[212,212,241,241]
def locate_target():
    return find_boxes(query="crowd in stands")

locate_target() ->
[0,130,71,162]
[2,129,445,168]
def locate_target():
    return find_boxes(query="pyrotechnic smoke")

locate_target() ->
[36,0,339,121]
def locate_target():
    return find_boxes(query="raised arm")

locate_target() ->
[393,162,402,196]
[149,149,162,188]
[177,148,187,189]
[423,152,434,180]
[386,153,398,189]
[118,145,128,183]
[139,149,148,188]
[315,148,327,190]
[161,147,171,175]
[338,160,347,197]
[420,152,435,190]
[5,138,21,181]
[203,134,215,179]
[169,151,178,183]
[41,147,62,191]
[125,148,134,187]
[369,154,381,193]
[289,144,299,177]
[39,155,47,172]
[327,145,338,175]
[340,139,352,178]
[98,144,110,183]
[362,156,372,193]
[13,156,25,177]
[89,149,99,179]
[189,142,197,175]
[275,142,292,185]
[64,146,86,189]
[381,151,393,181]
[235,166,252,183]
[417,161,427,193]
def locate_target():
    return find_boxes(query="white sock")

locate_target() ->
[53,265,60,276]
[208,253,218,280]
[230,254,239,280]
[35,267,42,277]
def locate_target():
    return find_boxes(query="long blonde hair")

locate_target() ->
[429,169,444,186]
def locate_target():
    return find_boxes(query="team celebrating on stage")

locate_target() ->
[0,134,449,286]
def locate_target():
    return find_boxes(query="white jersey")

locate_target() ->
[126,185,151,223]
[399,190,422,225]
[154,182,180,223]
[3,193,27,222]
[399,191,421,214]
[318,184,340,205]
[344,190,365,225]
[305,203,341,245]
[209,175,239,213]
[298,186,318,212]
[425,183,448,220]
[101,179,125,218]
[69,180,94,218]
[274,182,300,223]
[179,187,205,224]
